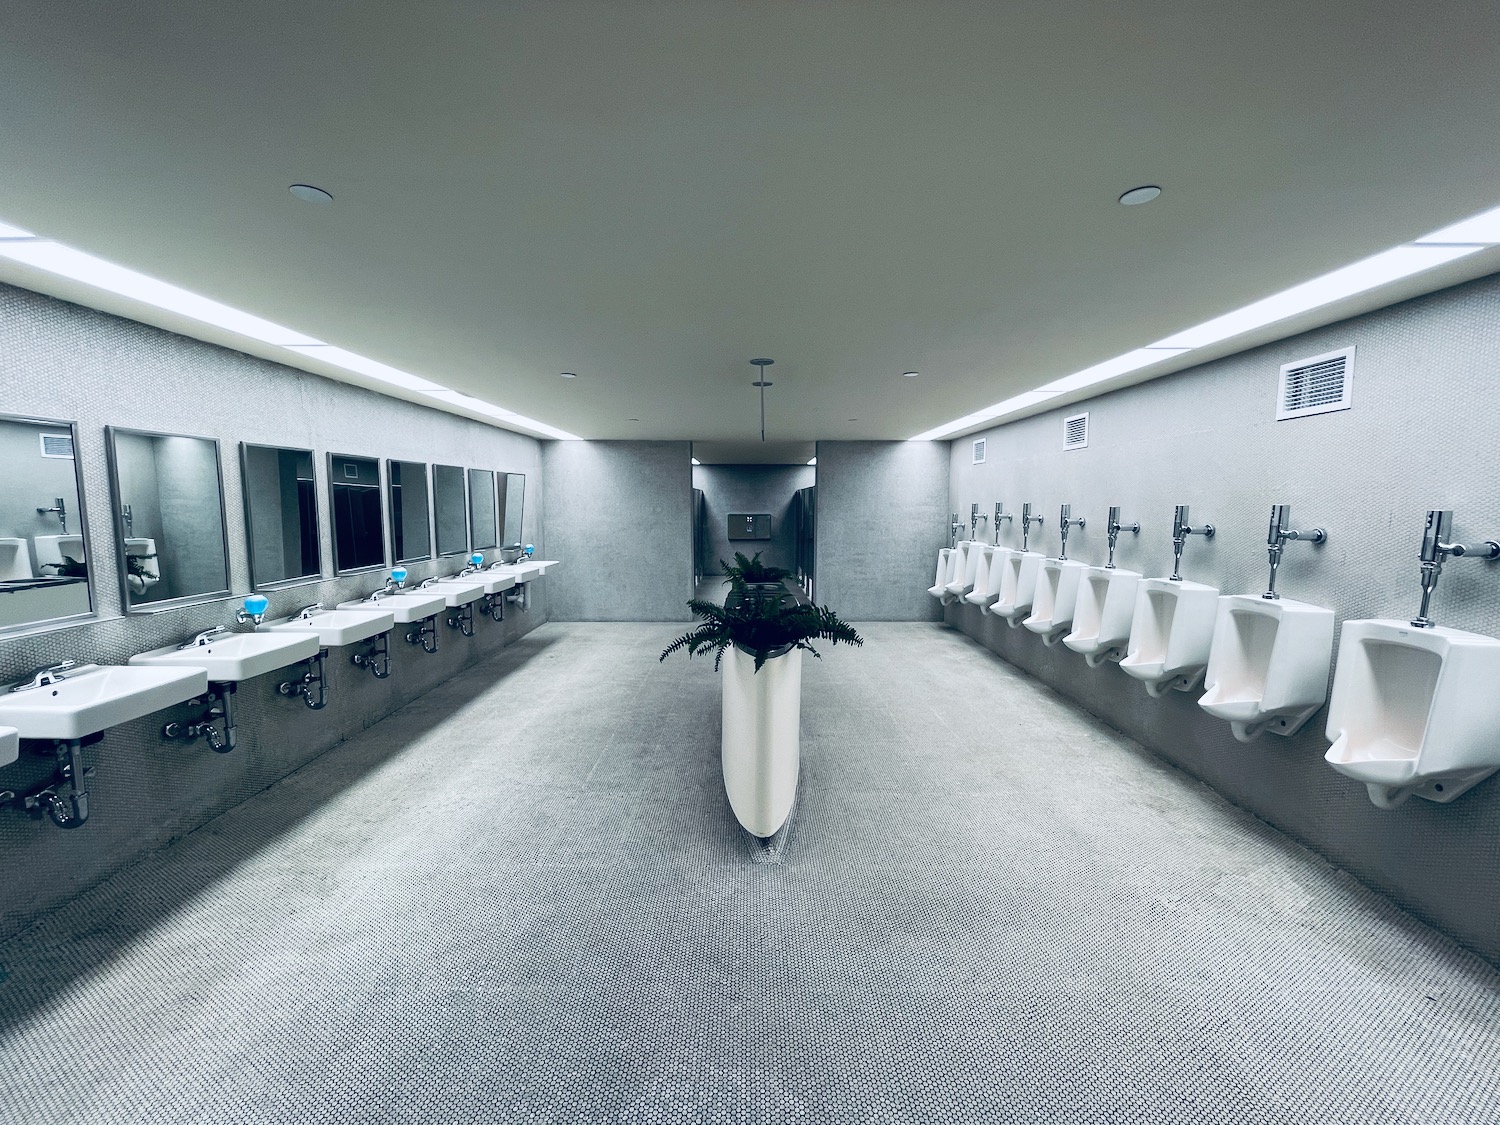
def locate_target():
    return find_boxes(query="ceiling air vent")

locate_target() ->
[1277,347,1354,420]
[1062,412,1089,451]
[39,432,74,459]
[972,438,986,465]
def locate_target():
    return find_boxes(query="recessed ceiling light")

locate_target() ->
[1119,185,1162,206]
[559,371,577,378]
[289,184,333,204]
[902,371,919,378]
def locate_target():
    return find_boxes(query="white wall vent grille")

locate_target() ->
[1277,347,1354,420]
[1062,412,1089,451]
[39,432,74,459]
[971,438,986,464]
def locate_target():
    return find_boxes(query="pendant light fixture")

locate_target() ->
[750,358,774,441]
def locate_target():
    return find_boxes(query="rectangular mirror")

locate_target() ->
[241,443,321,589]
[500,472,525,545]
[328,453,385,574]
[467,468,497,550]
[0,415,95,632]
[388,460,431,563]
[433,464,468,557]
[106,427,230,611]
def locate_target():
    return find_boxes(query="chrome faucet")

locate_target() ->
[9,660,77,692]
[1411,509,1500,628]
[292,602,324,621]
[1057,505,1085,560]
[419,577,441,589]
[180,625,227,649]
[992,503,1012,545]
[36,497,67,532]
[1020,504,1043,552]
[1263,505,1327,599]
[1105,506,1140,569]
[1170,505,1214,581]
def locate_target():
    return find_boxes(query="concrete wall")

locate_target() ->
[0,281,547,941]
[815,440,949,620]
[692,463,815,580]
[542,440,693,621]
[944,270,1500,966]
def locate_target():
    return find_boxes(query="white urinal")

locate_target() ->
[927,548,953,601]
[943,540,983,601]
[991,551,1044,627]
[124,537,161,596]
[968,546,1010,611]
[1199,595,1335,741]
[34,533,86,570]
[1064,567,1142,667]
[1119,578,1219,697]
[1324,620,1500,808]
[1023,558,1088,645]
[962,545,995,610]
[0,539,33,581]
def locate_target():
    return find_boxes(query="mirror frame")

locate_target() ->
[432,463,469,558]
[239,442,324,591]
[105,425,232,614]
[467,467,498,551]
[386,459,433,564]
[327,451,389,576]
[500,471,525,547]
[0,413,98,636]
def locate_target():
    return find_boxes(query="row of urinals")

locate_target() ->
[929,539,1500,810]
[0,533,160,590]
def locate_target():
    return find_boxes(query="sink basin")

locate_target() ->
[420,578,487,607]
[260,609,395,647]
[466,571,516,595]
[530,559,558,575]
[0,664,208,740]
[131,631,320,683]
[0,725,17,768]
[337,591,447,624]
[490,562,546,582]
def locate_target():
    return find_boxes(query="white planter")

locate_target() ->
[721,643,802,837]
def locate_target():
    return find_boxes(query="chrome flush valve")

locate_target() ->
[949,512,962,548]
[1057,504,1085,560]
[1105,506,1139,569]
[1020,503,1043,552]
[1411,509,1500,628]
[1170,505,1214,582]
[993,503,1013,545]
[1263,504,1326,600]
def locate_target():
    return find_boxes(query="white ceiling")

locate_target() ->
[1,1,1498,441]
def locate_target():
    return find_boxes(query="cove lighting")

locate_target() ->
[0,213,582,440]
[807,457,817,465]
[910,201,1500,441]
[691,457,701,465]
[0,239,324,346]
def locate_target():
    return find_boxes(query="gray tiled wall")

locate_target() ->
[541,440,694,621]
[0,282,548,940]
[692,463,815,579]
[944,270,1500,966]
[815,440,949,620]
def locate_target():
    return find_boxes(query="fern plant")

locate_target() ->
[720,550,790,588]
[660,596,863,673]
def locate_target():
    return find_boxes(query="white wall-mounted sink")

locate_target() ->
[1199,595,1335,741]
[131,631,320,683]
[0,664,208,740]
[261,609,395,647]
[461,571,516,595]
[1063,567,1142,667]
[491,562,545,581]
[337,592,447,624]
[529,559,559,575]
[0,725,17,768]
[420,578,487,607]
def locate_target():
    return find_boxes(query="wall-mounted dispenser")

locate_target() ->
[235,594,269,626]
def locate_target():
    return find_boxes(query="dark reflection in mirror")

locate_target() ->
[433,464,468,556]
[0,415,95,630]
[328,453,385,573]
[388,460,432,563]
[468,469,496,550]
[242,444,321,588]
[501,473,525,545]
[106,427,230,610]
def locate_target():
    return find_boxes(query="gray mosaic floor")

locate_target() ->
[2,622,1499,1124]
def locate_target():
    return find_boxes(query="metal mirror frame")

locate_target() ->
[500,471,525,546]
[467,467,498,551]
[387,459,433,564]
[104,425,232,614]
[240,442,324,591]
[432,463,469,558]
[327,451,388,576]
[0,413,98,637]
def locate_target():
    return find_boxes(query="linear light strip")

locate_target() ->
[0,220,581,439]
[911,201,1500,441]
